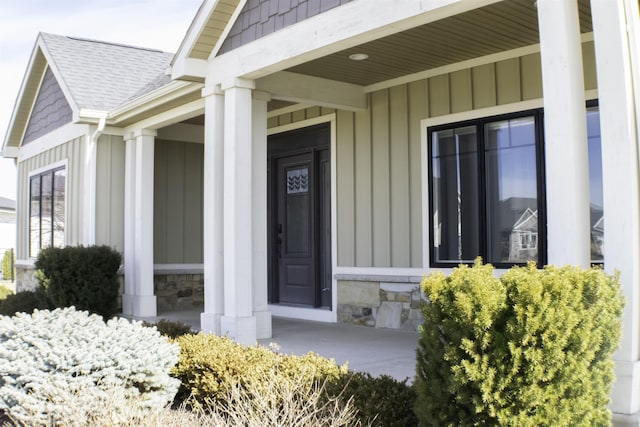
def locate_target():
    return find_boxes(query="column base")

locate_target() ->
[200,312,222,335]
[121,294,157,317]
[254,310,272,339]
[614,412,640,427]
[220,315,257,345]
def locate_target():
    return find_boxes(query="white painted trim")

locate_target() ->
[267,114,335,136]
[267,103,312,118]
[364,33,595,94]
[267,113,338,323]
[157,123,204,144]
[268,305,335,323]
[109,82,204,125]
[256,71,367,111]
[15,259,35,269]
[28,159,69,255]
[123,98,205,133]
[153,263,204,274]
[207,0,504,83]
[209,0,248,60]
[18,124,90,162]
[1,147,18,158]
[333,266,425,277]
[27,159,67,178]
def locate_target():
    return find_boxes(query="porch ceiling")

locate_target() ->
[285,0,592,87]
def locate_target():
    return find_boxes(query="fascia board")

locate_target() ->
[108,81,204,124]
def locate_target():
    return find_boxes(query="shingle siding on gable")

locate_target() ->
[219,0,353,54]
[23,67,72,145]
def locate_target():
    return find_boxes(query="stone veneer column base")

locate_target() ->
[336,279,424,331]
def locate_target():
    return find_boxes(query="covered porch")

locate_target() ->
[140,307,419,381]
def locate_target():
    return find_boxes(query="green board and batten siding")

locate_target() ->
[95,135,125,253]
[16,134,127,260]
[16,137,85,259]
[269,43,597,269]
[153,139,204,264]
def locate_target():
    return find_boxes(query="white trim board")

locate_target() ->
[18,123,89,162]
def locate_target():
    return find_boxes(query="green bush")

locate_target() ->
[143,319,194,339]
[0,284,13,300]
[325,372,417,427]
[0,290,49,316]
[171,333,348,407]
[35,245,122,318]
[0,307,180,426]
[415,260,623,427]
[2,250,15,281]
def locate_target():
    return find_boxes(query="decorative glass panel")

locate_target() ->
[287,168,309,194]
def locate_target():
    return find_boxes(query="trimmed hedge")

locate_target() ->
[415,260,623,427]
[35,245,122,318]
[0,290,50,317]
[325,372,417,427]
[171,333,348,406]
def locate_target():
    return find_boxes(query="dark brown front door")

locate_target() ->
[268,124,331,308]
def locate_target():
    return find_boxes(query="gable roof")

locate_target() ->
[3,33,174,153]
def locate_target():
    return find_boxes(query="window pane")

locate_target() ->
[53,169,66,247]
[40,173,53,249]
[432,126,480,263]
[484,117,538,264]
[30,176,41,258]
[587,107,603,261]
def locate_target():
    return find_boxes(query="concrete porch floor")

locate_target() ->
[141,308,420,381]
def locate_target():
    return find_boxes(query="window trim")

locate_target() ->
[28,160,67,258]
[427,108,547,269]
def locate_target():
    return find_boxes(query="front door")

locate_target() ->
[268,124,331,308]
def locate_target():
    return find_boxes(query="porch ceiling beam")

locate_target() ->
[255,71,367,111]
[206,0,502,84]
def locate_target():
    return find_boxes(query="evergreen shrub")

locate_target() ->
[143,318,194,339]
[0,290,49,316]
[325,372,417,427]
[35,245,122,318]
[0,307,180,426]
[0,284,13,300]
[415,260,623,427]
[2,249,15,281]
[171,333,348,407]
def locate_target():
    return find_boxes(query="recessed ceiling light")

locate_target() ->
[349,53,369,61]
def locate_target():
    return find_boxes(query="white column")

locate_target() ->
[82,133,97,245]
[591,0,640,417]
[252,90,272,339]
[537,0,590,267]
[131,130,157,317]
[122,134,136,316]
[201,84,226,334]
[220,78,257,345]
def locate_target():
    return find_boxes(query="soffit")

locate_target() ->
[188,0,241,59]
[285,0,592,86]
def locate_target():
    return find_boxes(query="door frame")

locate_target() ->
[267,113,337,322]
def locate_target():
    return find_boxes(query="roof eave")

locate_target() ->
[108,80,204,125]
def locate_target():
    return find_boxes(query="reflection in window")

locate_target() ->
[587,105,603,262]
[430,112,542,266]
[29,166,65,258]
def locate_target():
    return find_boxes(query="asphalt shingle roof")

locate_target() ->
[40,33,174,111]
[0,196,16,212]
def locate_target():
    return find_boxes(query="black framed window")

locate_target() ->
[587,100,603,263]
[428,110,546,268]
[29,166,65,258]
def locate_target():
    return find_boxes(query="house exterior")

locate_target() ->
[2,0,640,422]
[0,196,16,274]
